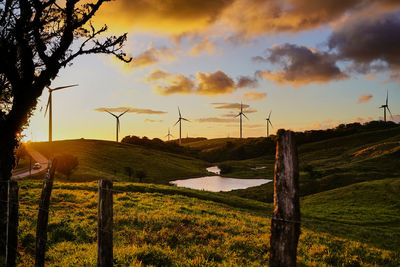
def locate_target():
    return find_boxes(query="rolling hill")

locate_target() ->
[28,139,209,183]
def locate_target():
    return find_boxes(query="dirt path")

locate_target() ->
[12,145,48,179]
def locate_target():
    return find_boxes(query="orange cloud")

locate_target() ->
[197,71,235,95]
[145,70,251,96]
[358,94,373,103]
[94,106,166,114]
[189,39,216,56]
[195,117,237,123]
[242,91,267,101]
[144,119,163,123]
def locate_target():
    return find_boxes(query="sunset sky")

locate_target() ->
[23,0,400,142]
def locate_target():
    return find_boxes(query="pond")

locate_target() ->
[169,166,272,192]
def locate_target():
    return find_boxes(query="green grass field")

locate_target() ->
[13,179,400,266]
[226,126,400,202]
[29,139,209,183]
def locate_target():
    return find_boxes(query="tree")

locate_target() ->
[0,0,130,256]
[55,154,78,178]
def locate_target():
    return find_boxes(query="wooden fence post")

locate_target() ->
[35,158,57,267]
[98,179,113,267]
[6,180,19,267]
[270,130,300,267]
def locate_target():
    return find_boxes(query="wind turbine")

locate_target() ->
[174,107,189,145]
[235,102,248,139]
[44,84,78,142]
[380,90,393,122]
[105,110,129,142]
[266,110,273,137]
[165,128,173,141]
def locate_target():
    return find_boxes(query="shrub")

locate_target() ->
[218,163,232,175]
[136,170,147,183]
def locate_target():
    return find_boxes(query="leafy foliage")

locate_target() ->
[55,154,79,178]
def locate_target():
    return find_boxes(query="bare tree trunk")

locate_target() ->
[0,130,17,259]
[270,130,300,267]
[35,158,57,267]
[6,180,19,267]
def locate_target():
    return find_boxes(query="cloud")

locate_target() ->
[328,11,400,80]
[95,0,233,35]
[195,117,237,123]
[197,70,236,95]
[210,102,249,110]
[145,69,253,96]
[132,45,175,68]
[146,69,195,95]
[94,106,167,114]
[94,0,400,39]
[358,94,373,103]
[237,76,259,88]
[242,91,267,101]
[257,44,348,86]
[189,39,216,56]
[144,119,164,123]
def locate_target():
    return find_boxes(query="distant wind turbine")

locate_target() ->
[266,110,273,137]
[105,110,129,142]
[235,102,248,139]
[165,128,173,141]
[174,107,189,145]
[44,84,78,142]
[380,90,393,122]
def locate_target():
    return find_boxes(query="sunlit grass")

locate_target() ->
[14,181,400,266]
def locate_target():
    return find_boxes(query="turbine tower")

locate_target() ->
[266,110,273,137]
[105,110,129,142]
[235,102,248,139]
[380,90,393,122]
[165,128,173,141]
[174,107,189,145]
[44,84,78,142]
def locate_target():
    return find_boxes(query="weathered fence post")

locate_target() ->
[270,130,300,267]
[35,158,57,267]
[98,179,113,267]
[6,180,19,267]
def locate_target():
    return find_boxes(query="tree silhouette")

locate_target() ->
[56,154,79,178]
[0,0,130,255]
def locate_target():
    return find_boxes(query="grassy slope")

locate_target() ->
[226,126,400,202]
[15,180,400,266]
[29,139,209,183]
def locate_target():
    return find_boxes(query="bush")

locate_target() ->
[56,154,79,178]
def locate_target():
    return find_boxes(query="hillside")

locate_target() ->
[14,180,400,266]
[29,139,209,183]
[226,126,400,202]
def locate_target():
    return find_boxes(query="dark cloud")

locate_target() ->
[237,76,259,88]
[328,11,400,78]
[257,44,348,86]
[197,70,236,95]
[95,106,167,114]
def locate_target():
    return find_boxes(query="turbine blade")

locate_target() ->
[269,120,273,128]
[174,119,180,126]
[178,106,181,118]
[268,110,272,119]
[182,118,190,122]
[386,90,388,106]
[387,106,393,119]
[50,84,78,91]
[235,113,240,118]
[105,110,118,118]
[118,109,129,117]
[243,113,249,120]
[44,95,51,117]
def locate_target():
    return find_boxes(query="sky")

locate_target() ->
[23,0,400,142]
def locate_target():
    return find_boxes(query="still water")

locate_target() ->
[169,166,271,192]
